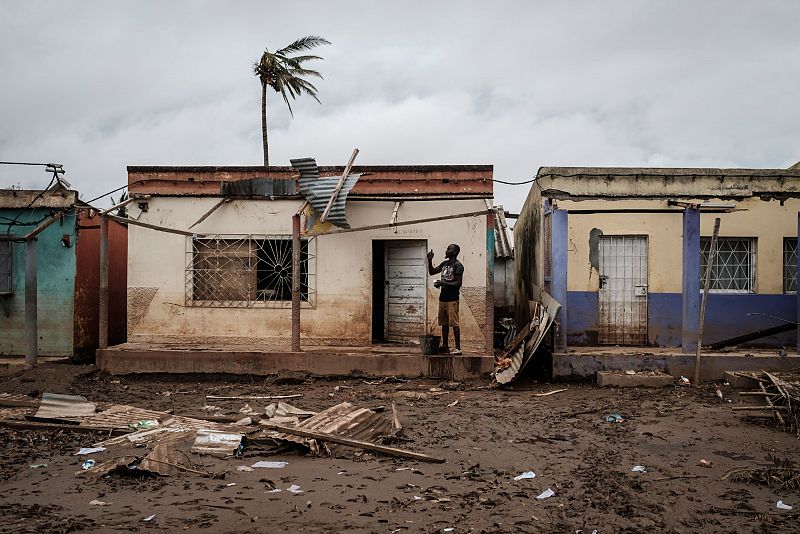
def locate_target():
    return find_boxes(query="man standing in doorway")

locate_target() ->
[427,244,464,354]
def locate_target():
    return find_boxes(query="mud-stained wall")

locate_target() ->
[126,197,490,346]
[512,184,542,327]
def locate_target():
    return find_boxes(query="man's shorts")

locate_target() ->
[437,301,460,327]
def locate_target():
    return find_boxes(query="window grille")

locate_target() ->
[186,235,316,308]
[0,241,11,294]
[784,238,797,294]
[700,237,755,293]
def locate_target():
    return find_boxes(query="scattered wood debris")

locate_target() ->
[721,455,800,492]
[734,370,800,436]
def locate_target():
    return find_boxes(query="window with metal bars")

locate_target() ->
[784,238,797,294]
[700,237,755,293]
[186,235,315,307]
[0,241,11,294]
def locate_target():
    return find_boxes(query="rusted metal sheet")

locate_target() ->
[78,404,167,429]
[128,165,493,198]
[292,158,360,228]
[35,393,96,419]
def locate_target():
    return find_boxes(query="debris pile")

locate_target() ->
[493,292,560,384]
[732,370,800,435]
[0,391,443,481]
[721,455,800,493]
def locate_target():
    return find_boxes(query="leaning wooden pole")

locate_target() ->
[291,214,301,352]
[99,216,109,350]
[694,217,720,386]
[485,210,495,357]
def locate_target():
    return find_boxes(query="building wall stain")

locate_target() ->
[128,287,158,336]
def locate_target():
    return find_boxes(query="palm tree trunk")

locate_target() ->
[261,83,269,166]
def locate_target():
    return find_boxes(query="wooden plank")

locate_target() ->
[694,217,721,386]
[0,420,132,435]
[263,422,444,463]
[104,213,205,237]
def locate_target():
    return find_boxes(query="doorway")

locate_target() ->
[372,240,427,343]
[598,235,648,345]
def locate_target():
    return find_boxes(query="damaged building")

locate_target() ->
[99,161,510,377]
[515,165,800,378]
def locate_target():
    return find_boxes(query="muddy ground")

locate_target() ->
[0,361,798,533]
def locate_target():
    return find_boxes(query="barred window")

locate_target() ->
[785,238,797,294]
[0,241,11,294]
[186,235,315,308]
[700,238,755,293]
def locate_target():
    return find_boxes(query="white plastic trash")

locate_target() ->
[536,488,555,500]
[251,461,288,469]
[76,447,106,455]
[513,471,536,481]
[632,465,647,473]
[776,500,793,510]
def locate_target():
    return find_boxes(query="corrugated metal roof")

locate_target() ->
[35,393,96,419]
[220,177,297,197]
[291,158,361,229]
[493,207,513,259]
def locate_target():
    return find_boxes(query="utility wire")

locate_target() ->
[0,161,53,166]
[493,178,537,185]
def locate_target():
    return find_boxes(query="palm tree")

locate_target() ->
[254,36,330,166]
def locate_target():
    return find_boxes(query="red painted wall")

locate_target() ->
[73,208,127,360]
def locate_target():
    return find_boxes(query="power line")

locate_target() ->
[0,161,54,167]
[493,178,537,185]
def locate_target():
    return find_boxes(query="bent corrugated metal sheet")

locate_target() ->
[291,158,360,228]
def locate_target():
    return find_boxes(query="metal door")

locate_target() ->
[385,241,427,342]
[598,235,648,345]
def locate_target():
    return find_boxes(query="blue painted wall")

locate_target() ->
[0,208,76,356]
[567,290,795,348]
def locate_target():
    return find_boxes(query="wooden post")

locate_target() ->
[320,148,358,223]
[291,214,301,352]
[694,217,720,385]
[24,239,37,366]
[99,216,109,349]
[485,211,495,357]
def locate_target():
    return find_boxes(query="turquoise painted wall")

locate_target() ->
[0,208,76,356]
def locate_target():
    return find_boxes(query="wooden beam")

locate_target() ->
[0,420,132,435]
[104,213,205,237]
[189,197,230,229]
[320,148,358,223]
[307,210,491,237]
[100,195,143,215]
[264,423,445,463]
[694,217,720,386]
[25,212,62,240]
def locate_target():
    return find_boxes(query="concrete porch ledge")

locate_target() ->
[96,343,494,380]
[554,347,800,380]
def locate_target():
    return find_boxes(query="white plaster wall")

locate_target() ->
[558,197,800,294]
[127,197,490,345]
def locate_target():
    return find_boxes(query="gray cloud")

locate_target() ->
[1,0,798,213]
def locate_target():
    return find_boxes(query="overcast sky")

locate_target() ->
[1,1,798,213]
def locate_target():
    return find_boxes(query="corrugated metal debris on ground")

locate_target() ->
[140,442,183,476]
[495,291,561,384]
[493,206,514,259]
[291,158,361,229]
[78,404,167,429]
[35,393,96,419]
[262,401,399,455]
[191,429,244,457]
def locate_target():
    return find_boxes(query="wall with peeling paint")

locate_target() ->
[126,197,490,346]
[0,208,76,356]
